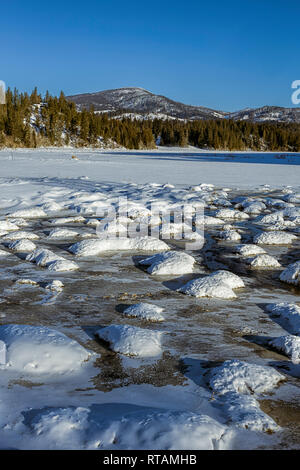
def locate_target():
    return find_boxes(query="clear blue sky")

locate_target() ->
[1,0,299,111]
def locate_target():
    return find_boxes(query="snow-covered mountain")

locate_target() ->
[67,87,226,120]
[226,106,300,123]
[67,87,300,123]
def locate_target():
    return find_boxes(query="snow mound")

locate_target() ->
[25,406,230,450]
[213,197,231,207]
[123,303,165,322]
[254,231,297,245]
[210,359,284,395]
[209,270,245,288]
[179,271,243,300]
[160,222,196,237]
[209,360,285,432]
[217,229,241,241]
[0,249,11,257]
[26,248,64,266]
[217,392,279,433]
[179,277,236,299]
[85,218,101,226]
[268,335,300,364]
[279,261,300,286]
[191,183,214,192]
[7,208,47,219]
[69,237,169,256]
[265,198,288,209]
[98,220,127,236]
[284,193,300,203]
[266,303,300,335]
[45,280,64,291]
[264,221,296,231]
[127,204,151,219]
[15,279,38,286]
[179,270,244,299]
[242,201,266,214]
[255,213,284,225]
[235,244,266,256]
[49,216,86,225]
[248,254,281,269]
[42,201,64,214]
[2,231,39,241]
[203,216,225,226]
[139,251,195,276]
[47,228,81,239]
[215,209,249,220]
[8,217,29,227]
[47,259,79,272]
[0,220,19,231]
[96,324,162,357]
[8,239,36,252]
[0,324,91,374]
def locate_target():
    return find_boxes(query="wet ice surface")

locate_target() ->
[0,150,299,449]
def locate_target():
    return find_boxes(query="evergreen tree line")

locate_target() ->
[0,87,299,151]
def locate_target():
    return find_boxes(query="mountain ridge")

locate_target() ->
[67,87,300,123]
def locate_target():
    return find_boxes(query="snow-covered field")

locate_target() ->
[0,147,299,450]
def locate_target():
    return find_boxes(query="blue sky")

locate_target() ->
[1,0,299,111]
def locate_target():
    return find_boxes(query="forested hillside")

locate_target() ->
[0,88,299,151]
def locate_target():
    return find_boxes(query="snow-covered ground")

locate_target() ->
[0,147,299,450]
